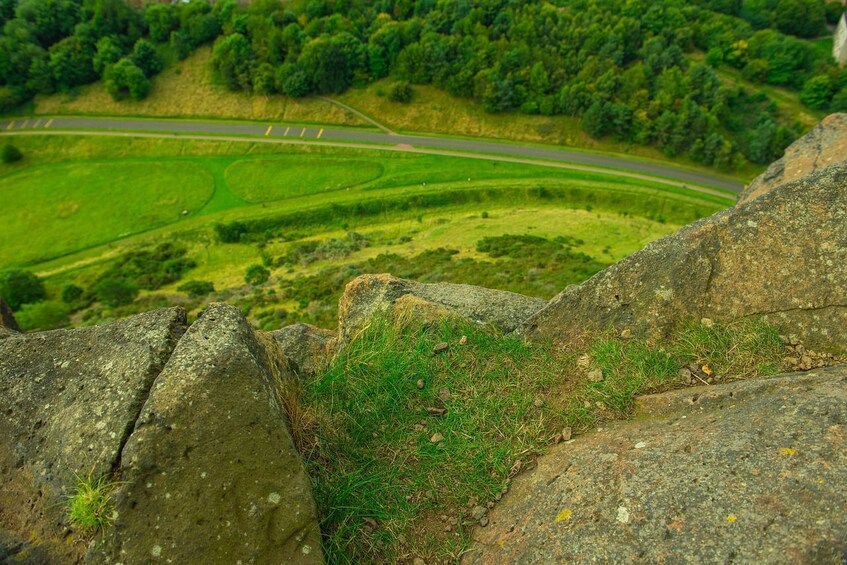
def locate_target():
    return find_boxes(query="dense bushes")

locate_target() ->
[1,143,23,163]
[0,269,45,310]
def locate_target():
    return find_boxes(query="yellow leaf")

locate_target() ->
[725,515,737,523]
[556,509,573,522]
[779,448,797,456]
[701,364,713,376]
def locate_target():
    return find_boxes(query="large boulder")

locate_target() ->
[466,367,847,563]
[269,323,337,377]
[738,113,847,204]
[0,308,187,564]
[93,303,322,564]
[337,274,546,345]
[522,163,847,353]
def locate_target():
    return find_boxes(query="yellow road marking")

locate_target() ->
[283,126,290,136]
[21,119,29,128]
[45,118,53,128]
[5,121,13,130]
[317,128,324,139]
[33,119,41,128]
[299,128,306,138]
[264,125,272,136]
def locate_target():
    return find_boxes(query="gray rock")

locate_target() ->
[738,113,847,205]
[0,307,187,564]
[522,163,847,353]
[269,322,337,377]
[337,274,546,345]
[466,367,847,564]
[0,298,19,333]
[93,303,322,564]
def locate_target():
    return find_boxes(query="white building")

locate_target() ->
[835,13,847,66]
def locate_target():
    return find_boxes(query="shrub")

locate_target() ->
[94,278,139,307]
[16,301,71,331]
[245,264,270,286]
[1,143,23,164]
[389,81,413,103]
[67,472,120,533]
[61,284,84,303]
[177,280,215,298]
[0,270,45,310]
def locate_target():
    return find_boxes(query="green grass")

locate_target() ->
[292,317,788,562]
[224,157,384,202]
[67,472,120,533]
[0,159,212,265]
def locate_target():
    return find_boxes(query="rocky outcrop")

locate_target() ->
[0,298,19,334]
[338,274,546,345]
[522,163,847,353]
[0,308,187,563]
[270,323,337,377]
[93,304,322,564]
[738,113,847,204]
[466,367,847,563]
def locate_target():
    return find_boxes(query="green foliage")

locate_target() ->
[177,280,215,298]
[60,284,84,303]
[799,74,834,110]
[130,39,163,77]
[16,300,70,330]
[93,278,139,307]
[388,80,413,103]
[1,143,23,164]
[67,472,120,533]
[211,33,254,90]
[0,269,45,310]
[97,243,196,291]
[104,58,151,101]
[244,264,270,286]
[281,232,369,266]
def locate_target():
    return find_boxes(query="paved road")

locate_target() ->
[0,116,744,192]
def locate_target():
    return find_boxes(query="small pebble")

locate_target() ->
[433,342,449,355]
[459,335,468,345]
[588,369,604,383]
[480,516,489,527]
[438,387,451,402]
[430,432,444,443]
[416,379,425,389]
[561,427,573,441]
[534,398,544,408]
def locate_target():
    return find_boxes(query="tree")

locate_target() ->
[130,39,163,77]
[60,283,84,303]
[15,300,70,330]
[93,36,123,76]
[799,75,834,110]
[0,270,46,310]
[389,80,413,103]
[104,58,150,101]
[245,264,270,286]
[145,3,179,43]
[177,280,215,298]
[211,33,254,90]
[1,143,23,163]
[93,278,138,307]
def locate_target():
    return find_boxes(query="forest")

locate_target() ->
[2,0,846,168]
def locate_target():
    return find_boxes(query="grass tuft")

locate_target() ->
[67,472,121,534]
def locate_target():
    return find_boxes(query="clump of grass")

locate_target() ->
[297,318,569,562]
[67,472,120,534]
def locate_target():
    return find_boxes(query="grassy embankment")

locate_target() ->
[0,134,732,330]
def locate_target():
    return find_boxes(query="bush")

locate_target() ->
[94,278,139,307]
[61,284,84,303]
[389,81,413,103]
[245,264,270,286]
[0,270,45,310]
[177,280,215,298]
[1,143,23,164]
[16,301,71,331]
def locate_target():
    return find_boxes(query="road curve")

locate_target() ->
[0,115,744,193]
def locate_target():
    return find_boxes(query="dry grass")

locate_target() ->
[34,47,364,126]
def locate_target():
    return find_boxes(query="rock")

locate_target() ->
[413,558,426,565]
[738,113,847,205]
[431,433,444,443]
[459,335,468,345]
[619,328,632,339]
[269,322,337,377]
[700,317,714,328]
[533,398,544,408]
[417,379,425,389]
[0,298,19,333]
[0,307,187,563]
[561,427,573,441]
[433,341,449,355]
[438,387,452,402]
[470,506,488,521]
[336,274,546,346]
[465,367,847,563]
[93,304,321,564]
[427,407,447,417]
[576,354,591,369]
[480,517,489,527]
[678,367,693,384]
[588,368,604,383]
[521,163,847,354]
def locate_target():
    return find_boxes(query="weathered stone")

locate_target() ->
[337,274,546,345]
[0,307,187,564]
[522,163,847,353]
[0,298,19,333]
[269,322,337,377]
[466,367,847,564]
[93,303,322,564]
[738,113,847,204]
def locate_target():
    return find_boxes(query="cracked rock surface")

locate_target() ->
[465,367,847,564]
[0,307,187,564]
[521,163,847,353]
